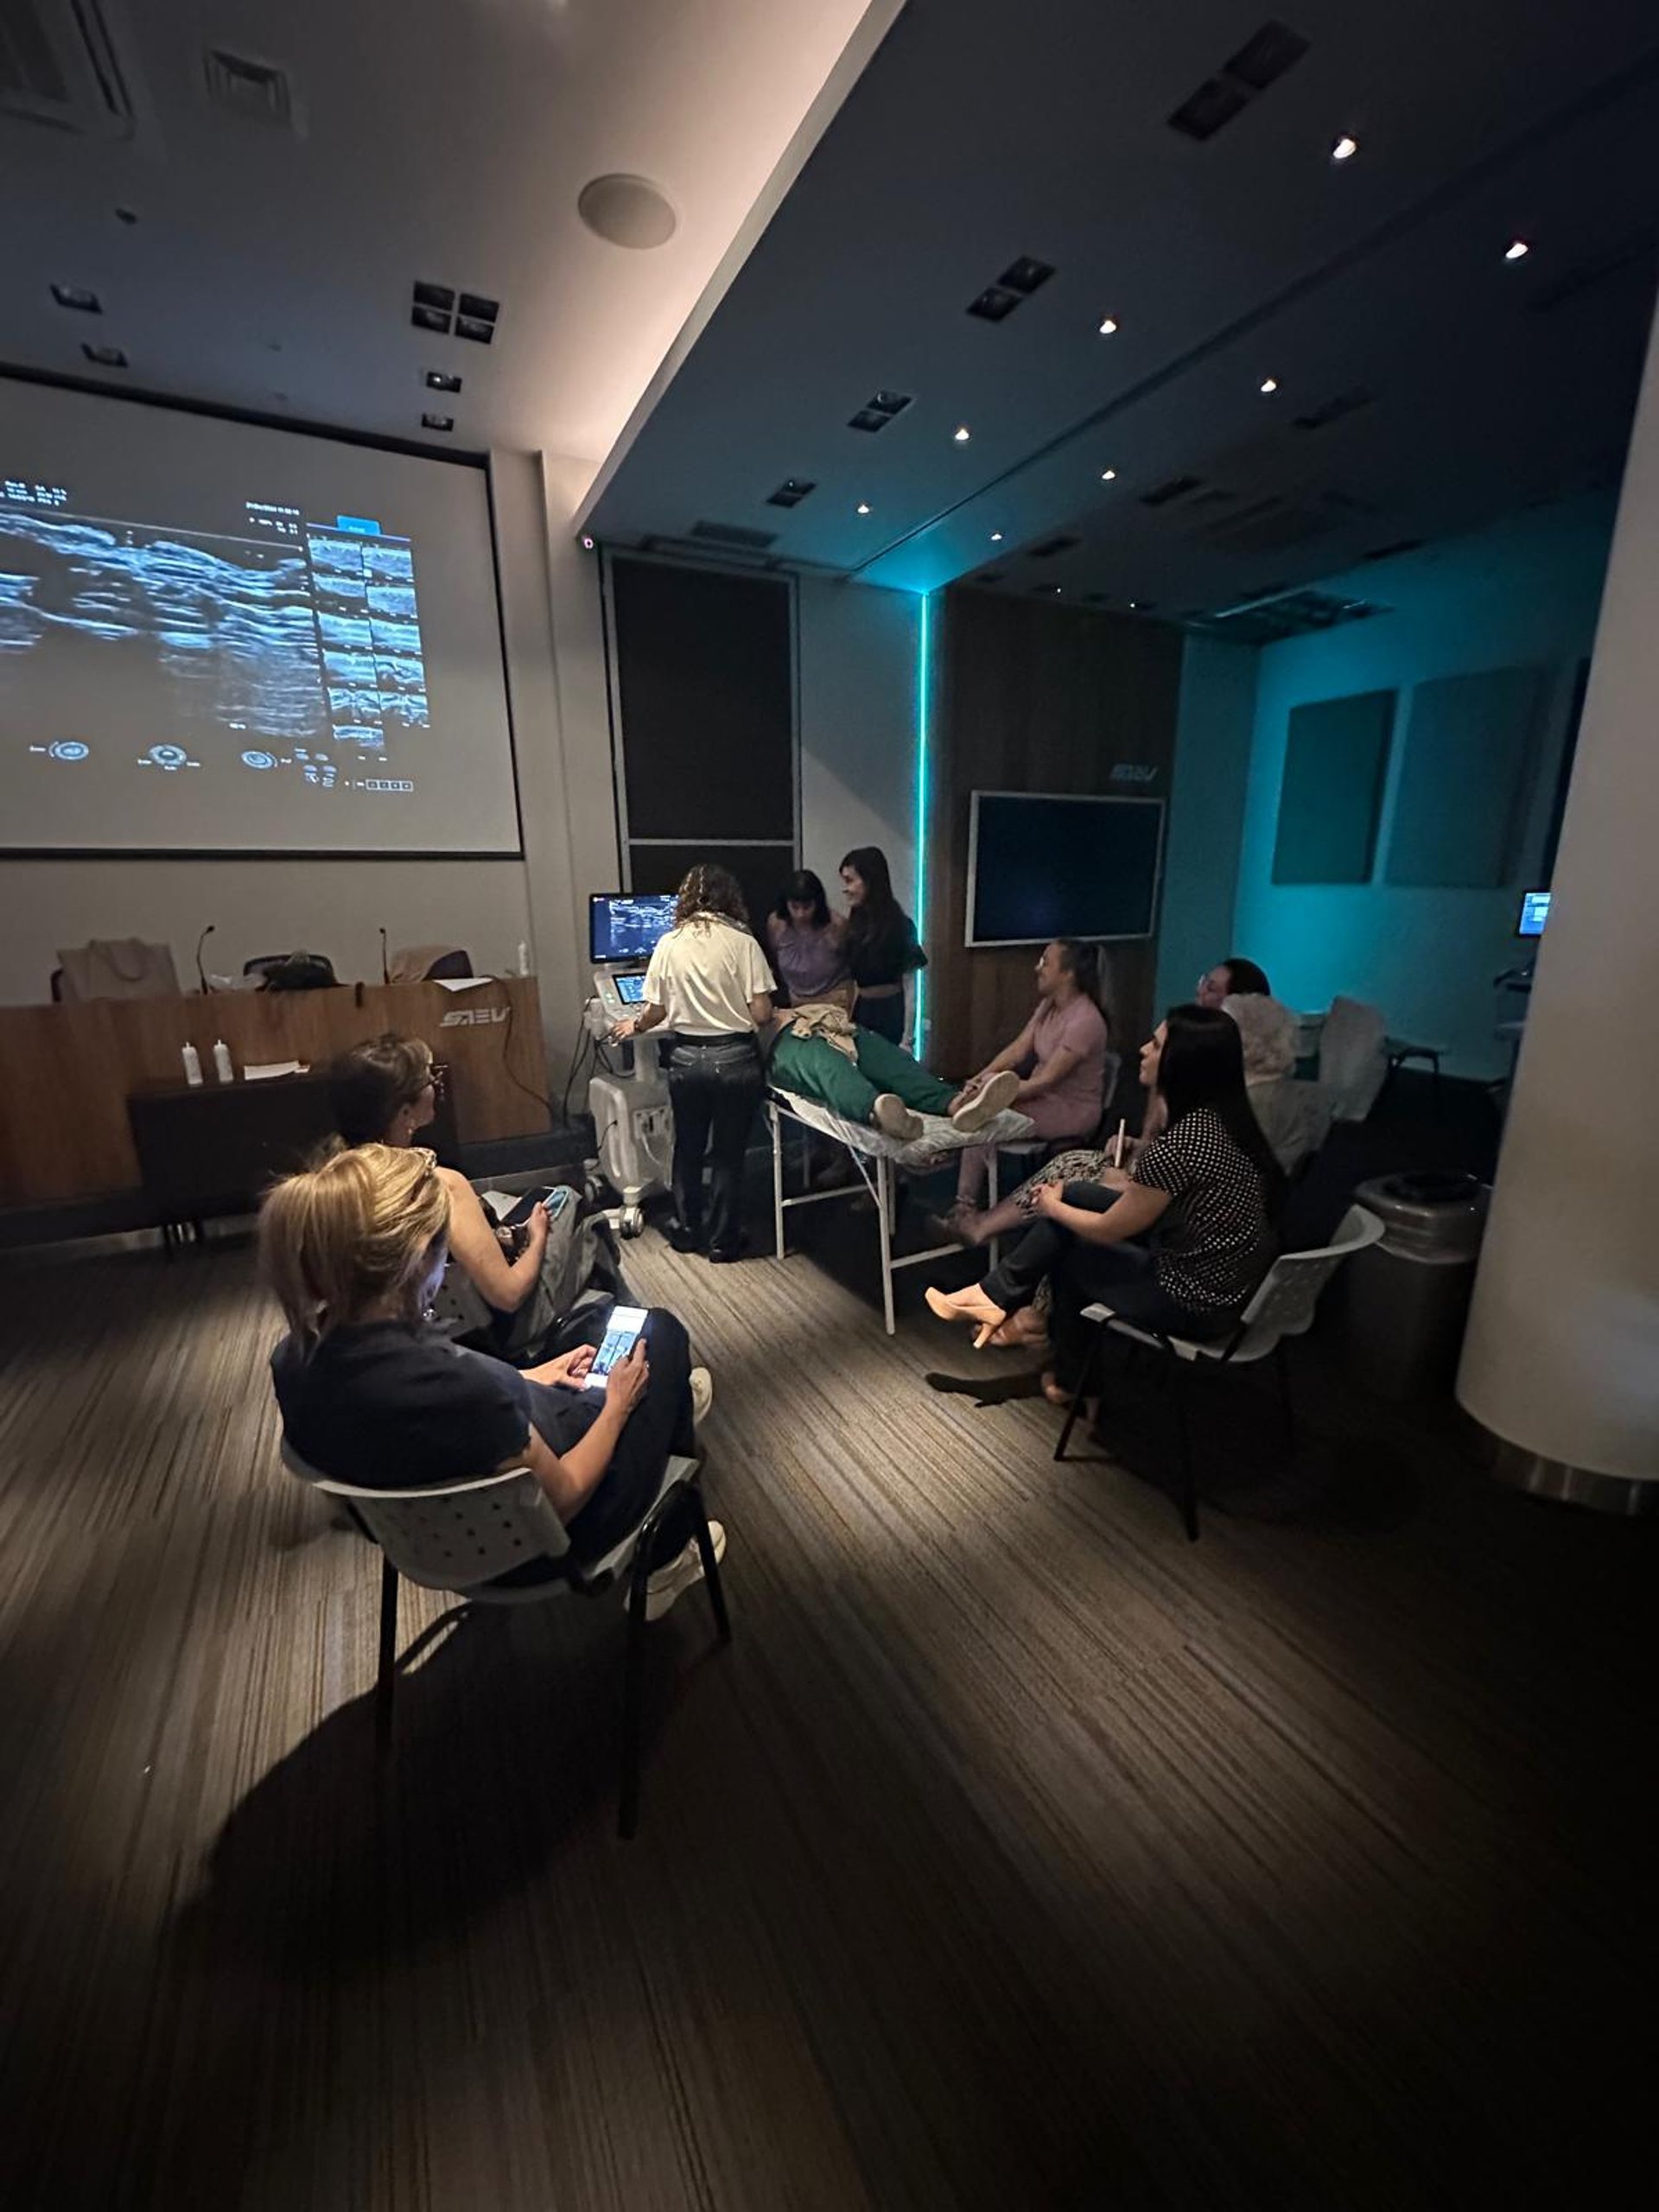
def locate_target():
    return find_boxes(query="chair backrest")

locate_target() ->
[1319,997,1389,1122]
[1234,1204,1384,1352]
[282,1441,570,1589]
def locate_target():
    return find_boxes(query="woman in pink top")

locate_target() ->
[948,939,1112,1215]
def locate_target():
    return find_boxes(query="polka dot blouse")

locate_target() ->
[1134,1105,1273,1311]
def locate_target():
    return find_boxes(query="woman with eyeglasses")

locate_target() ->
[327,1032,553,1325]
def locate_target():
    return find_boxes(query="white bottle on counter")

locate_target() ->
[517,941,530,976]
[212,1039,234,1083]
[181,1042,203,1087]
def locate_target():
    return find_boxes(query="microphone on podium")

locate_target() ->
[195,922,217,995]
[379,925,390,983]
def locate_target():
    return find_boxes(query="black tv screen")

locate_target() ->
[966,791,1165,946]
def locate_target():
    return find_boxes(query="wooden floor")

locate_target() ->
[0,1210,1650,2210]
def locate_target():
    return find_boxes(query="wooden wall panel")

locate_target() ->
[930,589,1184,1073]
[0,977,547,1205]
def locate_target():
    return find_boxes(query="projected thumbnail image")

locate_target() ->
[0,498,434,789]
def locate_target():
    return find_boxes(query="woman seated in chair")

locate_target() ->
[263,1144,720,1600]
[1224,991,1331,1175]
[925,1006,1283,1410]
[944,938,1112,1227]
[329,1032,615,1355]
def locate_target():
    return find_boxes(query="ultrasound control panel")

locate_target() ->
[594,968,649,1022]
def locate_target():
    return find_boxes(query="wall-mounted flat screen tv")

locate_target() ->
[965,791,1165,947]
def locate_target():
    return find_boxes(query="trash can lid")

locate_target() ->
[1354,1172,1487,1259]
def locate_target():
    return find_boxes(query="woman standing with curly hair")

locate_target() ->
[610,864,775,1262]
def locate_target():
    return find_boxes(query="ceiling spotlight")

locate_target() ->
[1260,377,1280,394]
[1128,600,1139,610]
[1504,238,1530,262]
[1331,135,1358,162]
[1097,316,1119,336]
[425,369,462,393]
[953,424,971,442]
[856,502,871,516]
[990,531,1003,542]
[1100,468,1117,482]
[51,283,102,313]
[421,411,454,432]
[1053,586,1064,594]
[580,534,596,552]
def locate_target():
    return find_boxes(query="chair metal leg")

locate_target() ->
[375,1556,398,1761]
[619,1544,652,1840]
[1274,1339,1296,1451]
[690,1482,732,1644]
[1053,1328,1104,1462]
[1169,1353,1199,1542]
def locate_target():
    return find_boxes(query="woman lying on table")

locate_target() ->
[264,1143,720,1605]
[925,1006,1283,1408]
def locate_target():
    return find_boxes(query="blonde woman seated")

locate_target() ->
[328,1033,556,1329]
[1224,992,1332,1175]
[264,1144,720,1602]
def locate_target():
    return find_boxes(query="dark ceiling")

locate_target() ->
[587,0,1659,620]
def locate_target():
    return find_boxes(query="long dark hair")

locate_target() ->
[773,868,831,931]
[1156,1004,1283,1200]
[1052,938,1109,1029]
[840,844,899,931]
[674,863,749,931]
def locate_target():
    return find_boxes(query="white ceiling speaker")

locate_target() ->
[577,175,677,250]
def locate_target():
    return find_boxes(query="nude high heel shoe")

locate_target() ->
[924,1282,1010,1350]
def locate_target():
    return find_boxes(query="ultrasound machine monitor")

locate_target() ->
[1516,889,1551,939]
[594,969,650,1022]
[590,892,676,966]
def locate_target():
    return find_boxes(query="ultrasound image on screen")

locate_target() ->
[590,893,677,963]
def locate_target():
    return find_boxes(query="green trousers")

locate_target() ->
[769,1025,957,1124]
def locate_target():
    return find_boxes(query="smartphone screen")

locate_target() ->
[583,1306,648,1390]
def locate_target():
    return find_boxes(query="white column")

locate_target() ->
[1456,304,1659,1510]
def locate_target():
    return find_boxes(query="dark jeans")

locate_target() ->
[854,990,906,1045]
[524,1308,697,1568]
[982,1183,1236,1389]
[665,1033,764,1255]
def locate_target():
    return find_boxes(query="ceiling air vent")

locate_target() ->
[1293,386,1374,433]
[1361,537,1423,563]
[1027,533,1081,561]
[848,388,912,433]
[0,0,136,136]
[1140,474,1203,509]
[766,479,815,510]
[1167,18,1309,143]
[1190,589,1383,645]
[690,520,777,551]
[203,46,301,130]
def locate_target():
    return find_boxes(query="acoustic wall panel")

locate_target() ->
[1385,665,1544,887]
[1271,690,1395,884]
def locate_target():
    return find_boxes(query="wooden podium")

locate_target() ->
[0,976,550,1208]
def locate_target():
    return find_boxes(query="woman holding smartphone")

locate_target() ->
[264,1143,721,1604]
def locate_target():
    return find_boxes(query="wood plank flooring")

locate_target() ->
[0,1217,1651,2209]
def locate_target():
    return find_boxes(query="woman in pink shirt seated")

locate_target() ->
[947,938,1112,1220]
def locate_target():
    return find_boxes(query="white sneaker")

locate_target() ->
[690,1366,714,1426]
[644,1519,726,1622]
[872,1092,924,1141]
[950,1069,1020,1133]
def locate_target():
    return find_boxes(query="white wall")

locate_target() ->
[798,575,921,912]
[1155,635,1258,1016]
[1230,497,1615,1077]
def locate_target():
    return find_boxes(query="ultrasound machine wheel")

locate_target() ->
[619,1205,645,1239]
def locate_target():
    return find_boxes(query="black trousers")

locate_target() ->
[853,989,906,1044]
[982,1183,1236,1389]
[665,1033,764,1256]
[524,1308,697,1567]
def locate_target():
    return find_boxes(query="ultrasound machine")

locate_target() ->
[584,893,677,1235]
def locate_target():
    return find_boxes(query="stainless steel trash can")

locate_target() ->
[1331,1172,1489,1401]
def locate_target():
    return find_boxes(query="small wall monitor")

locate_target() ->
[1516,889,1551,939]
[589,892,676,964]
[965,791,1165,947]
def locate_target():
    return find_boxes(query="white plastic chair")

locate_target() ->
[282,1443,726,1837]
[1055,1205,1385,1541]
[1319,998,1389,1121]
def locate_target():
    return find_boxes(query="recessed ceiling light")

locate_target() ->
[1101,467,1117,481]
[114,206,139,225]
[1128,600,1139,610]
[953,425,971,442]
[1260,377,1280,394]
[577,173,677,250]
[1331,135,1358,162]
[1053,586,1064,594]
[990,531,1003,542]
[1504,238,1530,262]
[856,502,871,515]
[422,411,454,432]
[82,342,128,367]
[51,283,101,313]
[425,370,461,393]
[1097,316,1119,336]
